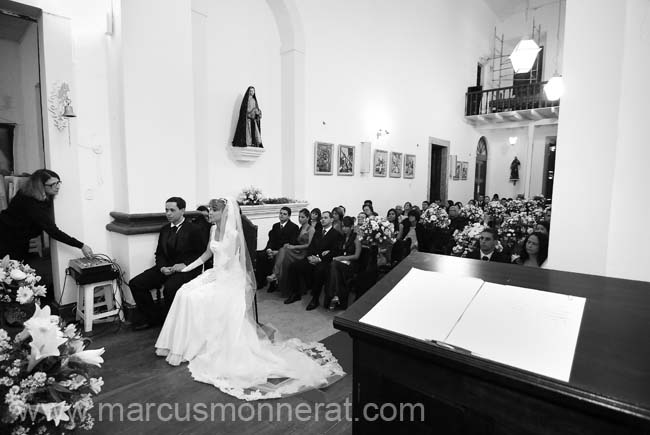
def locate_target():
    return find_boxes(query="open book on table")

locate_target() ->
[359,268,586,382]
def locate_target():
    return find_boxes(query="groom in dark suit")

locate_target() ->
[284,211,343,310]
[130,197,205,330]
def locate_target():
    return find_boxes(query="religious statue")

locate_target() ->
[232,86,263,147]
[510,156,521,184]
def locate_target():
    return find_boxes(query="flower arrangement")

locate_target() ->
[0,305,105,434]
[238,186,263,206]
[358,216,396,246]
[420,205,450,230]
[505,199,526,214]
[451,223,486,257]
[0,257,46,305]
[484,201,507,221]
[459,204,484,224]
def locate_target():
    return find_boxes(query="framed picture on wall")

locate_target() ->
[389,152,402,178]
[337,144,355,176]
[373,149,388,177]
[461,162,468,180]
[404,154,415,179]
[454,160,462,180]
[314,142,334,175]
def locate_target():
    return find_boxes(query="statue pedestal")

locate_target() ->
[230,146,265,162]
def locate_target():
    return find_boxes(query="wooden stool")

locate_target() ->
[76,279,125,332]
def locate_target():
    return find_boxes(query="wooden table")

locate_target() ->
[333,252,650,434]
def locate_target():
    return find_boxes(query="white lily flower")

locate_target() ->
[69,348,105,367]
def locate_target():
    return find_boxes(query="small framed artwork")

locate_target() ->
[337,144,355,176]
[449,155,457,179]
[404,154,415,179]
[461,162,468,180]
[389,152,402,178]
[454,160,462,180]
[314,142,333,175]
[373,149,388,177]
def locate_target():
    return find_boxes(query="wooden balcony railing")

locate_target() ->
[465,82,559,116]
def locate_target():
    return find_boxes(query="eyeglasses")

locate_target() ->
[45,181,62,188]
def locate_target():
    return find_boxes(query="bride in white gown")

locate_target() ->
[155,197,344,401]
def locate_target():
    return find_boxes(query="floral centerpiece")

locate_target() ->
[451,223,486,257]
[459,204,484,224]
[1,257,47,306]
[0,305,105,434]
[237,186,263,206]
[358,216,396,246]
[420,205,450,230]
[505,199,526,214]
[484,201,507,222]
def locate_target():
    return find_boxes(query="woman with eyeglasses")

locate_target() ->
[0,169,93,261]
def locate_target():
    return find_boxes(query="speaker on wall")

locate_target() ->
[360,141,371,174]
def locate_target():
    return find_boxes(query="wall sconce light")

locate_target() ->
[508,136,518,145]
[376,129,390,139]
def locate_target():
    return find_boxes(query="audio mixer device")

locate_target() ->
[68,257,118,284]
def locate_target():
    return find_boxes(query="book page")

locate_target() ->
[359,268,484,341]
[447,282,586,382]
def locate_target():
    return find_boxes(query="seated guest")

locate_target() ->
[421,201,430,211]
[513,232,548,267]
[129,197,205,329]
[403,201,412,217]
[455,201,463,208]
[255,206,299,289]
[468,199,476,206]
[447,205,468,233]
[386,208,399,233]
[310,207,323,233]
[492,194,500,201]
[363,199,373,209]
[467,228,509,263]
[392,209,425,263]
[285,211,343,310]
[270,208,315,296]
[395,204,404,220]
[338,205,346,216]
[355,212,366,234]
[535,221,550,236]
[326,216,362,310]
[446,200,454,209]
[331,206,344,234]
[362,204,378,217]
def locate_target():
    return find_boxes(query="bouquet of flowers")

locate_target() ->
[459,204,484,224]
[420,205,450,230]
[0,257,47,305]
[484,201,507,221]
[505,199,526,214]
[451,223,486,257]
[358,216,396,246]
[0,305,105,434]
[238,186,263,206]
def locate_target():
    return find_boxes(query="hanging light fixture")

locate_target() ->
[509,39,541,73]
[544,0,565,101]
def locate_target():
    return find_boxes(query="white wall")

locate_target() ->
[548,0,650,281]
[297,0,497,216]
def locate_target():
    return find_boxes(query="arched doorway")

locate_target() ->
[474,136,488,200]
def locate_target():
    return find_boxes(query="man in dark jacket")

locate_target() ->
[129,197,205,329]
[255,206,299,289]
[466,228,509,263]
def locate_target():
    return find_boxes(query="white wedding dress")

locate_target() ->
[155,198,345,401]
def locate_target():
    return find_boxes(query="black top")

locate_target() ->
[266,220,299,250]
[0,192,83,260]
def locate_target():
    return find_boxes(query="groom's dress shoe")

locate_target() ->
[284,294,301,304]
[306,299,320,311]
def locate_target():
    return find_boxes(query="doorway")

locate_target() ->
[0,124,15,173]
[428,138,449,203]
[474,136,488,200]
[543,136,557,199]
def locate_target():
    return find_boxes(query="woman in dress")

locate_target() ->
[155,198,344,400]
[310,208,323,234]
[270,208,315,297]
[513,232,548,267]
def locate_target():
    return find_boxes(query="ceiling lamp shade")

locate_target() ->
[544,75,564,100]
[509,39,541,73]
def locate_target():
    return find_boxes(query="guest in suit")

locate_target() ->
[284,211,343,310]
[129,197,206,329]
[326,216,362,310]
[467,228,509,263]
[255,206,299,289]
[269,208,315,296]
[0,169,93,262]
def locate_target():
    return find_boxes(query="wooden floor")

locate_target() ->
[88,323,353,434]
